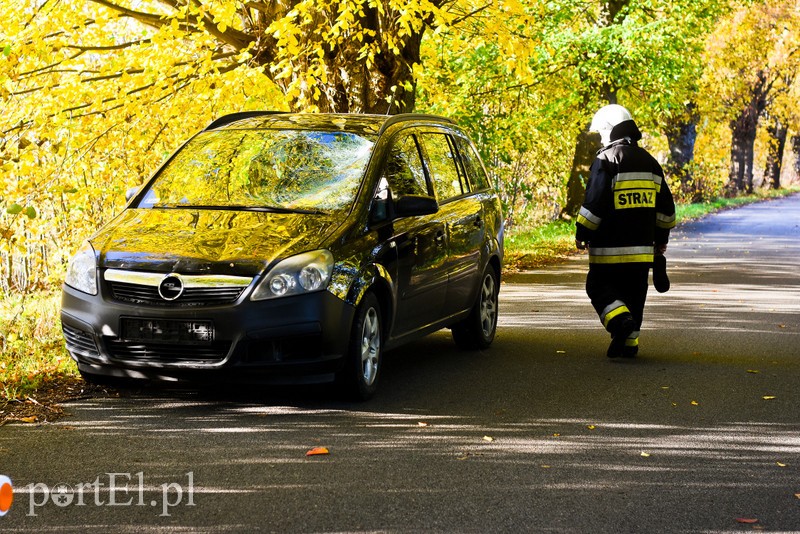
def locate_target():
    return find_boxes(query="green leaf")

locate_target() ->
[6,203,23,215]
[24,206,37,219]
[2,45,10,57]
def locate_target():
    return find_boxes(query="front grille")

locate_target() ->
[62,325,101,358]
[105,340,231,363]
[103,269,252,307]
[109,281,245,306]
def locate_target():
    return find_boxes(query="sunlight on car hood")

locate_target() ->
[92,208,341,276]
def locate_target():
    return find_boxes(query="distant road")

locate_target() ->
[1,194,799,532]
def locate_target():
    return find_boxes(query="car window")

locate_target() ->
[419,133,467,202]
[137,129,374,212]
[454,135,490,191]
[384,134,429,197]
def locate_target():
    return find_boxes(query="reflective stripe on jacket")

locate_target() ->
[576,138,676,265]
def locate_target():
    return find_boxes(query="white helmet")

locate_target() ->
[590,104,633,146]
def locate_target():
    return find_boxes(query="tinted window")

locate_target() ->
[420,133,466,201]
[454,136,490,190]
[385,134,429,197]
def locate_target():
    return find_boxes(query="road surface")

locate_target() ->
[2,194,799,532]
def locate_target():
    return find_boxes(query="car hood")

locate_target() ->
[93,208,342,276]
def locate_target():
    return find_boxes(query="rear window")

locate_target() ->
[454,136,490,191]
[137,129,374,212]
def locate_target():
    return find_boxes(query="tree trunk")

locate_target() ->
[727,70,768,195]
[562,125,601,218]
[764,116,788,189]
[793,134,800,182]
[560,0,628,218]
[728,105,759,195]
[664,105,698,199]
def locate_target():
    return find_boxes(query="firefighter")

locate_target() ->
[575,104,676,358]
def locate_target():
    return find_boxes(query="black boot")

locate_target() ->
[607,316,636,358]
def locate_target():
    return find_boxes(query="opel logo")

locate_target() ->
[158,274,184,301]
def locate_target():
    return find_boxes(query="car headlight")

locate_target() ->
[251,250,334,301]
[65,241,98,295]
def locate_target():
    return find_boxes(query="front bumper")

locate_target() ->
[60,282,356,384]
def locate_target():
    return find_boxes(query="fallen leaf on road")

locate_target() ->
[747,370,760,374]
[795,493,800,500]
[556,350,566,354]
[736,518,758,524]
[552,433,561,437]
[763,396,776,400]
[640,452,651,457]
[777,462,787,467]
[540,465,551,469]
[306,447,329,456]
[483,436,494,442]
[778,324,786,329]
[691,401,699,406]
[587,425,596,430]
[417,422,429,427]
[17,416,37,423]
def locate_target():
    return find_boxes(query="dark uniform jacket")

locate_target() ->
[576,120,676,264]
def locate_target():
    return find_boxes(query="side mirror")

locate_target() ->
[395,195,439,218]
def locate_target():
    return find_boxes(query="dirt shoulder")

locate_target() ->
[0,377,121,426]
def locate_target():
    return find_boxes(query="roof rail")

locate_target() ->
[204,111,286,131]
[376,113,456,136]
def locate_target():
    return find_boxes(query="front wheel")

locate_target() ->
[451,267,499,350]
[337,291,382,401]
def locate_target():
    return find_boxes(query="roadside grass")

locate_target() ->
[1,188,797,401]
[0,292,77,401]
[505,188,799,271]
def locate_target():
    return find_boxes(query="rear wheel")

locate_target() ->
[337,291,382,401]
[451,267,499,350]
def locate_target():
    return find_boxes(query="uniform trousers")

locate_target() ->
[585,262,650,344]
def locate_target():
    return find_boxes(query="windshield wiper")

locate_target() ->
[156,204,327,215]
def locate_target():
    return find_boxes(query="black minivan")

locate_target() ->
[61,112,504,399]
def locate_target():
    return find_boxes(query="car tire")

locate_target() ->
[451,267,499,350]
[337,291,382,401]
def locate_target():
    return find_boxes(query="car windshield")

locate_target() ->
[136,129,375,213]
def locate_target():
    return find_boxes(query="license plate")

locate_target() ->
[121,318,214,344]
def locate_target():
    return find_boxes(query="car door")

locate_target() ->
[378,132,448,337]
[417,131,484,318]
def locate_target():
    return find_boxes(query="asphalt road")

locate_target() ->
[2,194,800,533]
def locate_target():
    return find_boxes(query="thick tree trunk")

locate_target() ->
[793,134,800,182]
[728,71,768,195]
[562,125,600,218]
[764,116,788,189]
[560,0,628,218]
[728,106,759,195]
[664,105,698,199]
